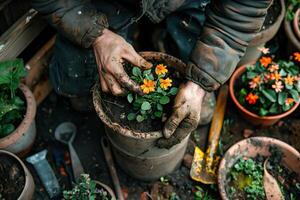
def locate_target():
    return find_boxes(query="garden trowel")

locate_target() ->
[190,85,228,184]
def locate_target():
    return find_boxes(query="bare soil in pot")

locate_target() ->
[0,154,25,200]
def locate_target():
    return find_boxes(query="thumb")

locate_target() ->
[163,109,187,138]
[123,47,152,69]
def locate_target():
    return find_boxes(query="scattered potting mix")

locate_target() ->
[1,0,300,199]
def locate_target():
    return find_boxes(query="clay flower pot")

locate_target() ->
[218,137,300,200]
[229,65,300,126]
[0,84,36,156]
[0,150,35,200]
[238,0,285,65]
[95,181,116,200]
[284,6,300,53]
[293,8,300,41]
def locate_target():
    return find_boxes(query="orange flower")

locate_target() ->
[285,98,294,106]
[140,79,155,94]
[260,57,272,67]
[284,75,295,85]
[270,72,281,81]
[294,52,300,62]
[160,78,172,90]
[155,64,168,75]
[249,76,261,89]
[272,81,284,93]
[246,93,259,105]
[268,64,279,72]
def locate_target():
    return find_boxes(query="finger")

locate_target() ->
[103,72,126,96]
[163,108,188,138]
[123,45,152,69]
[99,73,109,93]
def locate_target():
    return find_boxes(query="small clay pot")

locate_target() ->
[229,65,300,126]
[293,8,300,41]
[218,137,300,200]
[95,181,116,200]
[0,150,35,200]
[284,6,300,53]
[0,84,36,156]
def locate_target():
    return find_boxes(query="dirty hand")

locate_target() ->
[93,29,152,96]
[158,81,205,148]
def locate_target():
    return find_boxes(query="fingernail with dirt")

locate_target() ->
[163,129,172,138]
[141,60,153,69]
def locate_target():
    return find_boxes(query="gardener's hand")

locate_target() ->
[93,29,152,96]
[157,81,205,148]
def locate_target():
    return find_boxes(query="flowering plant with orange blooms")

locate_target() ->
[126,64,178,122]
[237,48,300,116]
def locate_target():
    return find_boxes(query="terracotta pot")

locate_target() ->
[0,150,35,200]
[284,6,300,53]
[229,65,300,126]
[93,52,191,181]
[293,8,300,41]
[95,181,116,200]
[238,0,286,66]
[218,137,300,200]
[0,84,36,156]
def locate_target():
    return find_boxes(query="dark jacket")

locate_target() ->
[32,0,272,92]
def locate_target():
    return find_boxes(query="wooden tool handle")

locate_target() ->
[205,85,228,167]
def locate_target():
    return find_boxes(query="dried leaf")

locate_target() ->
[263,159,284,200]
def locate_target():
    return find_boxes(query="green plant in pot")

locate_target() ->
[229,49,300,126]
[63,174,115,200]
[0,59,36,155]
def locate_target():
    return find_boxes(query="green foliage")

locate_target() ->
[286,0,300,21]
[194,186,215,200]
[63,174,111,200]
[0,59,26,138]
[127,64,178,122]
[237,52,300,116]
[229,158,265,200]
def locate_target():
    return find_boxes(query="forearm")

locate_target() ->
[187,0,273,91]
[32,0,108,48]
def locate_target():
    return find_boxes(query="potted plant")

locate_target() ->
[0,59,36,156]
[93,52,193,180]
[63,174,116,200]
[0,150,35,200]
[218,137,300,200]
[229,49,300,126]
[238,0,285,65]
[284,0,300,53]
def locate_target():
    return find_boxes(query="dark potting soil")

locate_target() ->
[101,61,181,132]
[262,0,282,30]
[0,154,25,200]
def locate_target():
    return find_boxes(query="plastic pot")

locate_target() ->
[238,0,286,66]
[284,6,300,53]
[0,150,35,200]
[229,65,300,126]
[0,84,36,156]
[93,52,191,181]
[95,181,116,200]
[218,137,300,200]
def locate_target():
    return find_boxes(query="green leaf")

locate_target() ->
[145,74,154,80]
[269,103,279,114]
[127,113,136,121]
[141,101,151,110]
[169,87,178,95]
[282,103,292,112]
[143,69,152,76]
[0,124,15,137]
[285,83,293,90]
[259,108,268,116]
[154,111,162,118]
[238,88,247,105]
[132,67,141,76]
[295,81,300,92]
[289,89,299,102]
[279,69,287,76]
[261,89,276,103]
[136,115,144,122]
[157,104,163,111]
[278,92,287,105]
[159,96,170,105]
[246,71,258,79]
[127,93,133,103]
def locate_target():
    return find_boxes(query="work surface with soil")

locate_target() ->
[25,90,300,200]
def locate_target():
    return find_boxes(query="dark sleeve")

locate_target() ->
[186,0,273,91]
[32,0,109,48]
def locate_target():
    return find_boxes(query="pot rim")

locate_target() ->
[284,6,300,51]
[293,8,300,40]
[0,84,36,146]
[93,51,186,140]
[229,65,300,120]
[94,181,116,200]
[217,136,300,200]
[0,150,33,199]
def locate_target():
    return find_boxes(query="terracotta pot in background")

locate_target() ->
[284,7,300,53]
[229,65,300,126]
[95,181,116,200]
[218,137,300,200]
[293,8,300,41]
[0,84,36,157]
[238,0,285,66]
[0,150,35,200]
